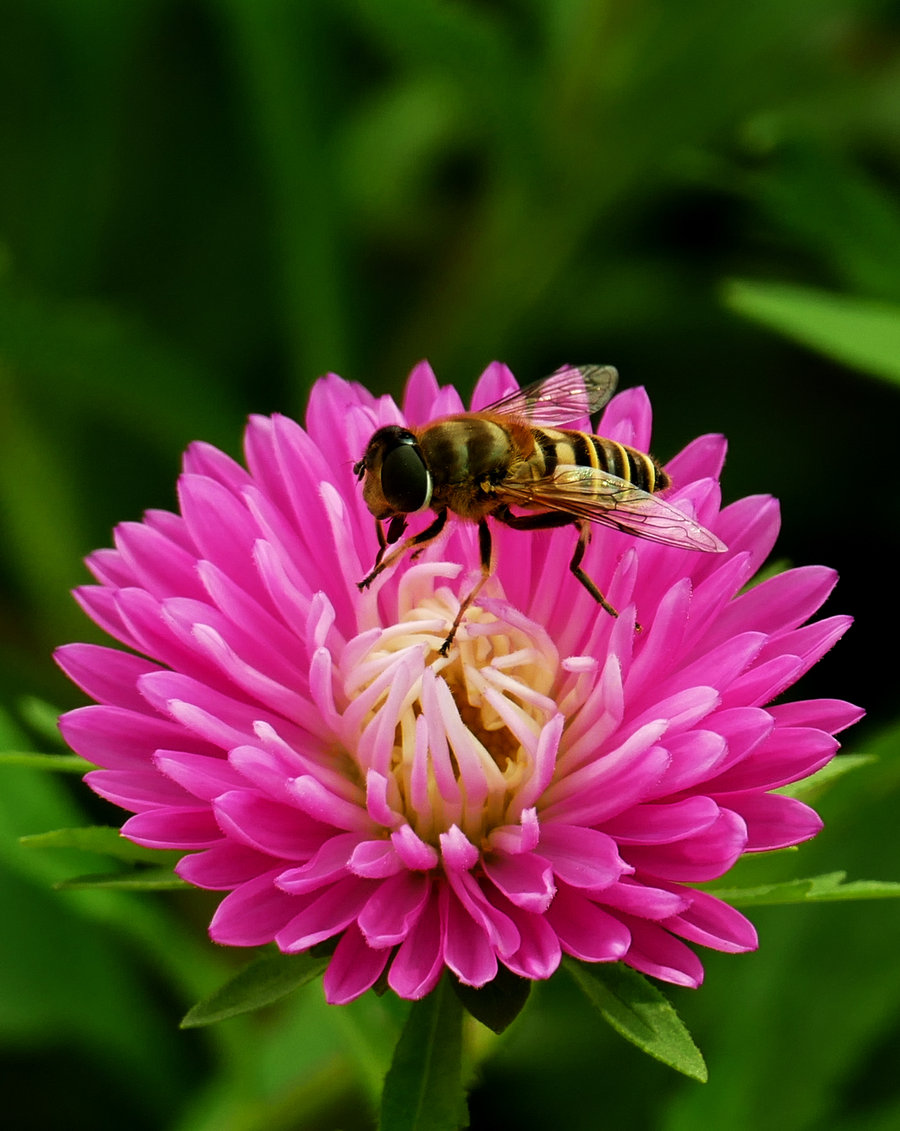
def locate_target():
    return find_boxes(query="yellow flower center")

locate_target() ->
[344,572,561,846]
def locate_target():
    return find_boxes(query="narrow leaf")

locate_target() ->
[55,867,188,891]
[565,958,707,1082]
[20,825,180,864]
[724,279,900,386]
[380,976,469,1131]
[17,697,69,745]
[181,951,329,1028]
[777,754,876,800]
[0,751,93,773]
[711,871,900,906]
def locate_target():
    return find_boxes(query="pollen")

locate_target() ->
[342,565,562,846]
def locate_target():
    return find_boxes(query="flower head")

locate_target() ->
[56,362,861,1002]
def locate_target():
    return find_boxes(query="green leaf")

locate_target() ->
[709,871,900,907]
[0,280,239,453]
[750,141,900,303]
[451,965,531,1035]
[0,751,93,773]
[55,868,188,891]
[777,753,877,801]
[565,958,708,1082]
[380,976,469,1131]
[16,698,68,746]
[180,951,330,1028]
[19,825,180,865]
[723,279,900,387]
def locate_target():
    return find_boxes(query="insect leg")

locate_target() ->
[569,520,619,618]
[440,518,493,656]
[357,509,448,590]
[492,507,575,532]
[494,508,619,618]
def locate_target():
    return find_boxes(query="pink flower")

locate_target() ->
[56,362,861,1003]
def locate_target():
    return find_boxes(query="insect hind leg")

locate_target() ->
[569,520,619,618]
[493,508,620,619]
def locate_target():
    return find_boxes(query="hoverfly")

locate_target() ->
[353,364,726,655]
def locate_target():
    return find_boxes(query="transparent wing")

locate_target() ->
[499,465,727,553]
[482,364,619,426]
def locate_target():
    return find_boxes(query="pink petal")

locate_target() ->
[546,884,631,962]
[305,373,390,465]
[177,474,267,601]
[482,850,556,913]
[594,877,689,920]
[388,888,445,999]
[54,644,162,711]
[768,698,864,734]
[538,823,629,889]
[213,790,332,859]
[602,796,721,845]
[73,585,143,653]
[60,705,214,770]
[348,838,405,879]
[623,807,747,882]
[666,433,727,484]
[543,723,670,825]
[623,578,692,700]
[276,832,365,893]
[84,768,188,812]
[85,547,133,588]
[275,875,378,951]
[391,824,441,870]
[704,566,837,644]
[177,843,276,889]
[323,924,391,1004]
[286,775,373,833]
[756,616,854,680]
[443,888,498,987]
[645,729,728,798]
[720,792,823,851]
[470,361,518,410]
[599,386,653,451]
[357,870,431,947]
[621,917,705,987]
[401,360,442,423]
[123,806,223,849]
[708,727,838,793]
[209,869,300,946]
[113,520,208,601]
[716,495,781,575]
[154,749,247,801]
[662,886,758,953]
[182,440,253,492]
[499,903,562,980]
[444,869,520,957]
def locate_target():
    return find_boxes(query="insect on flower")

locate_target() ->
[354,364,727,653]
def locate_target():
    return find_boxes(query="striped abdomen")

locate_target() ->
[532,427,670,492]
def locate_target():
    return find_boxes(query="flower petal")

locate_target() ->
[482,850,556,913]
[323,924,391,1004]
[546,884,631,962]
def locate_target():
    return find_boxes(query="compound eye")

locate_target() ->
[381,441,432,513]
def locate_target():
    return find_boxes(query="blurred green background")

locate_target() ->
[2,1,899,1128]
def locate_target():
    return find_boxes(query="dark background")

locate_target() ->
[0,3,898,1129]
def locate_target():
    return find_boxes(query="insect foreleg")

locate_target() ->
[357,509,448,590]
[439,518,493,656]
